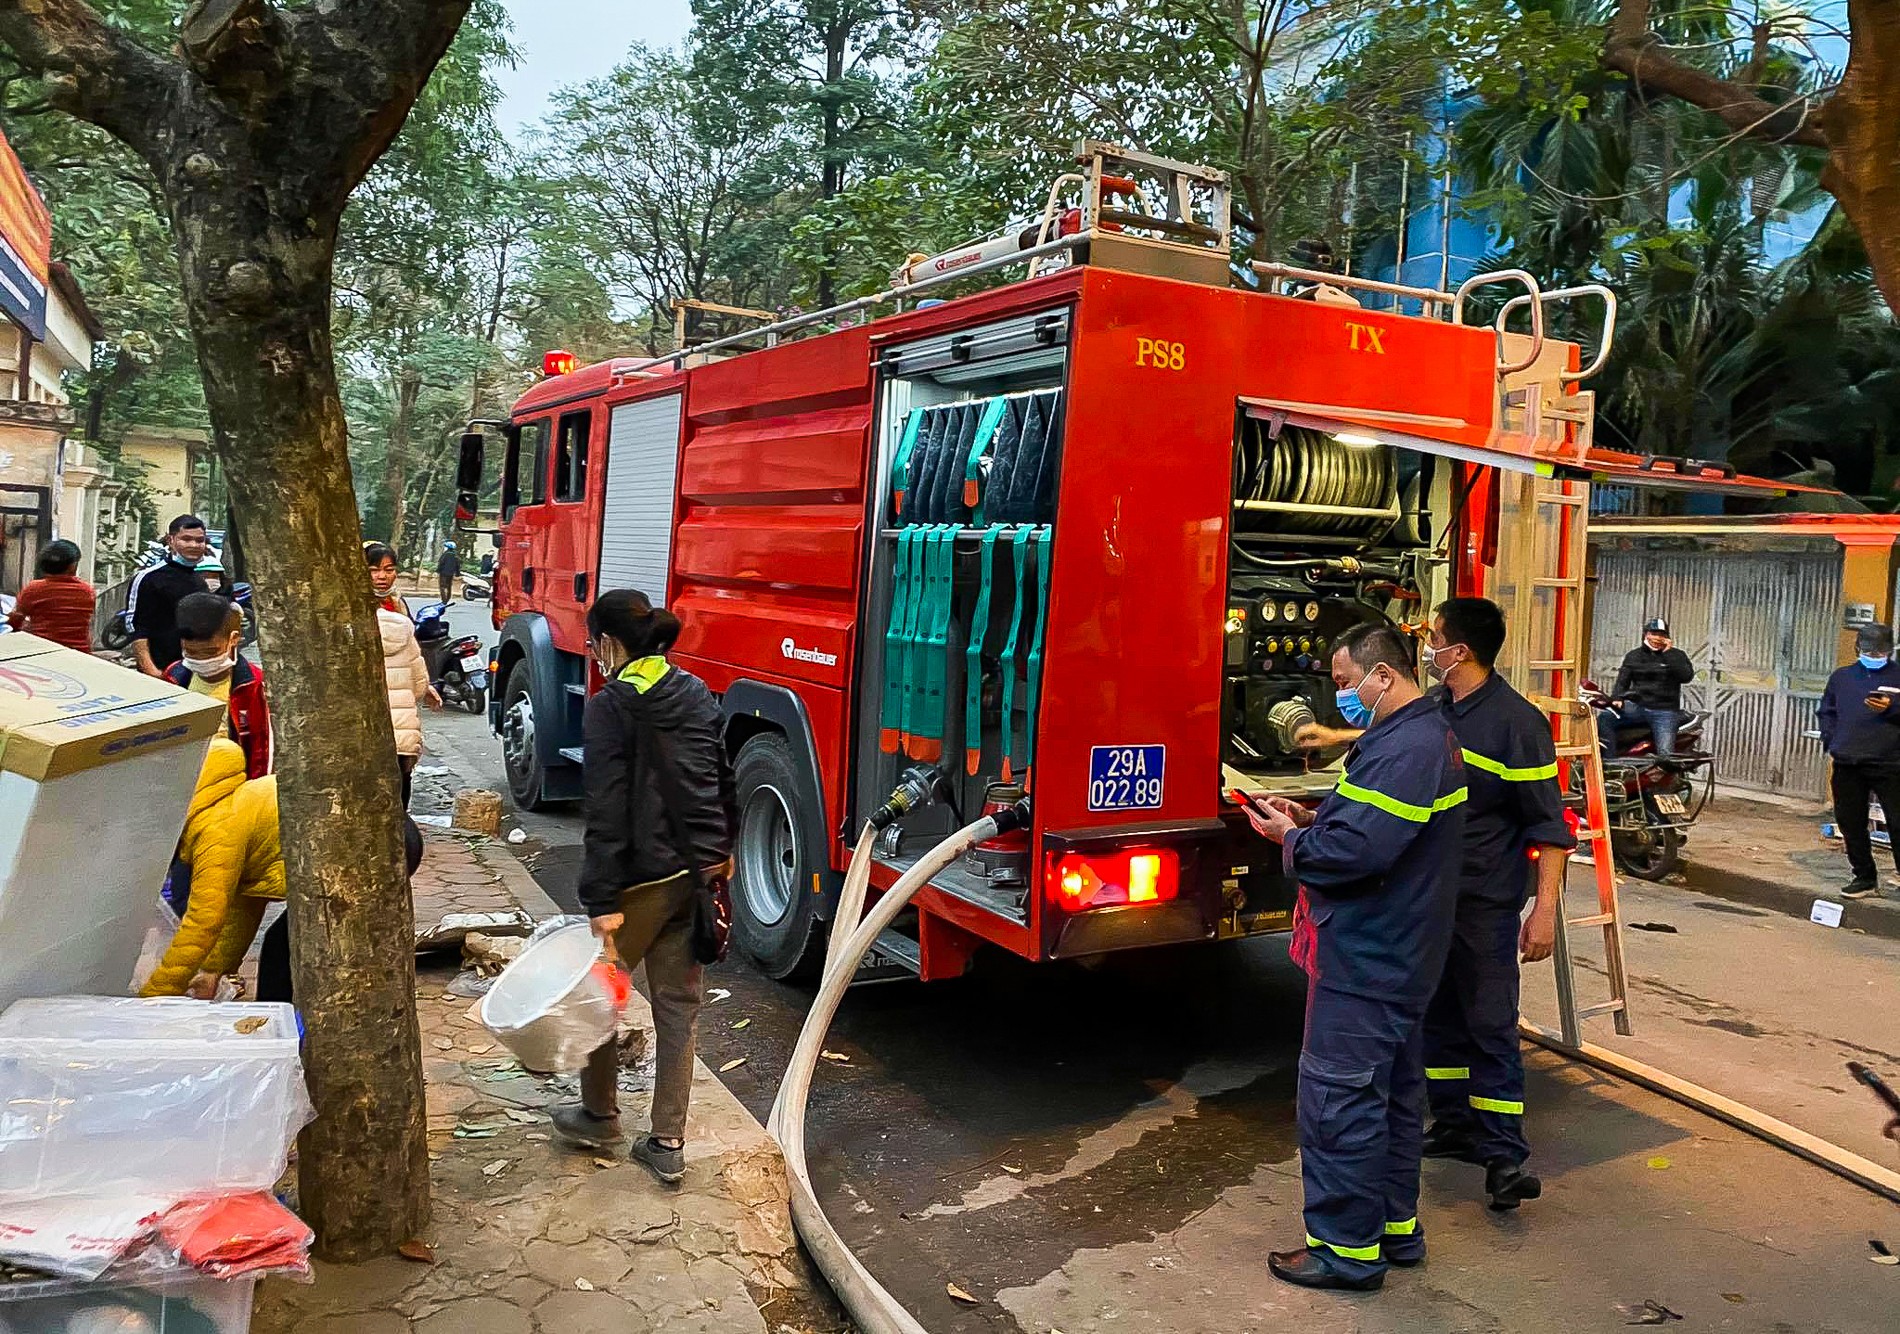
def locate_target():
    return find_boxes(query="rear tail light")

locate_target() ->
[1046,848,1179,912]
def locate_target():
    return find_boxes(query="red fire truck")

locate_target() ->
[458,142,1785,982]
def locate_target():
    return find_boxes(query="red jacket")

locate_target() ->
[166,657,273,779]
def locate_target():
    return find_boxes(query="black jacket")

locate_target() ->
[578,666,737,917]
[128,559,210,670]
[1818,660,1900,766]
[436,551,462,578]
[1612,644,1696,711]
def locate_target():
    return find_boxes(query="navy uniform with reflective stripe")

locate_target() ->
[1426,672,1576,1167]
[1280,696,1465,1280]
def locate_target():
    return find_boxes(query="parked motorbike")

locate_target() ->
[459,572,492,602]
[100,579,256,653]
[413,600,489,715]
[1575,680,1714,880]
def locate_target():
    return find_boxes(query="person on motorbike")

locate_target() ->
[1818,622,1900,900]
[1598,617,1696,757]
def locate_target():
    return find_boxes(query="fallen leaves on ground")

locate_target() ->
[946,1283,978,1306]
[397,1240,436,1265]
[574,1278,595,1291]
[592,1158,618,1170]
[820,1050,851,1064]
[482,1159,511,1177]
[1613,1300,1682,1324]
[707,988,732,1004]
[731,1018,751,1030]
[1646,1156,1670,1170]
[1002,1165,1022,1175]
[719,1057,748,1073]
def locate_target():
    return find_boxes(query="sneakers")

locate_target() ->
[629,1136,686,1185]
[1841,880,1880,900]
[549,1104,623,1149]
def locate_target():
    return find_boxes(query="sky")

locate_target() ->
[495,0,693,141]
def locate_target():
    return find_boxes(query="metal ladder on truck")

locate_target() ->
[1493,372,1634,1048]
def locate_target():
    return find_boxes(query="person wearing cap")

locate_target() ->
[1818,622,1900,900]
[1598,617,1696,757]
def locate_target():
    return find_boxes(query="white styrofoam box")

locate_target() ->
[0,998,310,1204]
[0,1272,254,1333]
[0,634,224,1012]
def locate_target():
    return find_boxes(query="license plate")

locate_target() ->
[461,653,485,672]
[1652,793,1686,816]
[1088,745,1165,812]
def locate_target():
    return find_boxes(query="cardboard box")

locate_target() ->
[0,635,226,1007]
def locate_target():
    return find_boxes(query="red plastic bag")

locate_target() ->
[158,1192,312,1280]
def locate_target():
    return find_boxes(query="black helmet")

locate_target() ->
[1643,616,1669,636]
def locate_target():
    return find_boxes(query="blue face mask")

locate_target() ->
[1335,671,1388,729]
[1861,654,1889,671]
[171,550,196,566]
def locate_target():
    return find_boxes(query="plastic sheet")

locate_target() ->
[0,998,311,1204]
[0,1271,255,1333]
[479,919,628,1074]
[157,1194,311,1282]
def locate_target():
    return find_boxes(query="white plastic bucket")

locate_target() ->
[479,921,626,1073]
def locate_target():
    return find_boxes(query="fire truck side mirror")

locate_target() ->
[455,431,485,522]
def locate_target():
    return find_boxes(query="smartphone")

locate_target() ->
[1227,787,1272,813]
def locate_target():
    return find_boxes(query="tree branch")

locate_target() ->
[1603,0,1829,151]
[279,0,473,215]
[0,0,178,158]
[181,0,288,105]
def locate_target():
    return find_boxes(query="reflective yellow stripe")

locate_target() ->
[1335,778,1468,824]
[1469,1095,1525,1115]
[1425,1066,1469,1080]
[1461,749,1558,782]
[1384,1217,1418,1236]
[1306,1233,1382,1262]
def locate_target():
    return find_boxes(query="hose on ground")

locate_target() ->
[769,812,1016,1334]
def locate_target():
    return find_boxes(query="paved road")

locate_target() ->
[419,601,1900,1332]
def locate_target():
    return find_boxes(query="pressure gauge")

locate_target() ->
[1282,600,1301,622]
[1260,601,1278,622]
[1304,601,1321,622]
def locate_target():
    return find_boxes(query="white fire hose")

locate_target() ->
[768,805,1024,1334]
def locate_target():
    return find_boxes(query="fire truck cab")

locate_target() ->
[459,142,1757,983]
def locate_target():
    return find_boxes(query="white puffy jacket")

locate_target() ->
[378,605,432,757]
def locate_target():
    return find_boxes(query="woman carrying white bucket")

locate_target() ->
[549,589,737,1183]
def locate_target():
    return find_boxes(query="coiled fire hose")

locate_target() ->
[768,794,1029,1334]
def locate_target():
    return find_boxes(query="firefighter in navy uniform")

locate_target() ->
[1242,623,1465,1292]
[1418,597,1576,1209]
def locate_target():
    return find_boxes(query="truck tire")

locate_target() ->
[732,734,826,981]
[499,668,547,811]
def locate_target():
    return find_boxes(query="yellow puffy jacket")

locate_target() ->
[143,738,286,997]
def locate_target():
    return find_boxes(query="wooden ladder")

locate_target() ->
[1495,459,1633,1046]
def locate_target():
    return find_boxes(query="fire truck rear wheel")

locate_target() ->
[732,734,824,981]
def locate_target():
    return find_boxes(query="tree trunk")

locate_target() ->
[1820,0,1900,313]
[173,206,427,1262]
[386,363,421,554]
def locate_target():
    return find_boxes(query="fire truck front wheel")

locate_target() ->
[732,734,825,980]
[500,670,547,810]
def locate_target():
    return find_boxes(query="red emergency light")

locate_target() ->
[542,349,576,378]
[1046,848,1180,912]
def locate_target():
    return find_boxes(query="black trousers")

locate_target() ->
[254,815,422,1007]
[1833,760,1900,882]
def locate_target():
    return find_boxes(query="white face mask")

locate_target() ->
[182,653,235,680]
[1423,644,1464,682]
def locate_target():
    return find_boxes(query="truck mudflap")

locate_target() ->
[1041,817,1298,959]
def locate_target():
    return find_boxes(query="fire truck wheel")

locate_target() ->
[500,669,546,810]
[732,734,824,981]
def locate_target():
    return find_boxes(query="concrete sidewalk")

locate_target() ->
[1673,792,1900,939]
[253,831,841,1334]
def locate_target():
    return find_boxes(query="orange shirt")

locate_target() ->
[7,574,96,653]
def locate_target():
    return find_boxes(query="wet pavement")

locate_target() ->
[419,601,1900,1331]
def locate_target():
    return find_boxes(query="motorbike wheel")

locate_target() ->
[100,615,134,652]
[1616,817,1681,881]
[465,686,488,716]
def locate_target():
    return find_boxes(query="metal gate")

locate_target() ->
[1589,545,1837,799]
[0,485,51,597]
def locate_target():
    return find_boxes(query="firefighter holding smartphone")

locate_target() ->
[1290,599,1575,1215]
[1239,622,1465,1292]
